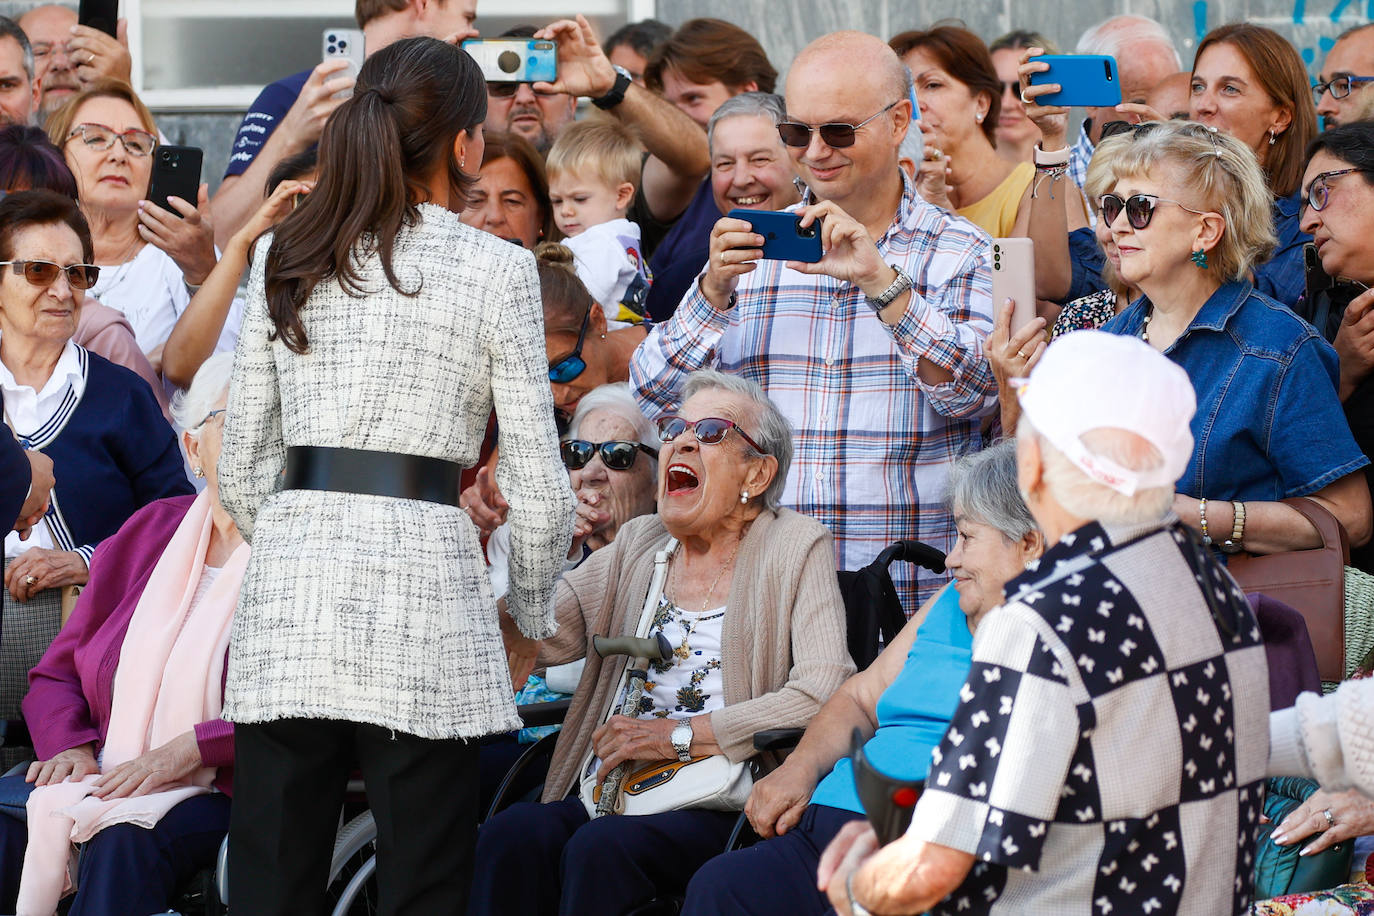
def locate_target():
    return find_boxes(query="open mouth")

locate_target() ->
[731,194,767,207]
[665,463,700,494]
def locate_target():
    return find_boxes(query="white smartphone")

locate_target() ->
[990,238,1036,333]
[322,28,365,100]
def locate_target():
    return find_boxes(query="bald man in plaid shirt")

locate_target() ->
[631,32,996,611]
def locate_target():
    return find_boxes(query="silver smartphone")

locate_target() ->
[322,28,365,100]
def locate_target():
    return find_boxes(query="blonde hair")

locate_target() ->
[1108,121,1276,283]
[45,78,158,150]
[546,119,642,192]
[1084,133,1132,296]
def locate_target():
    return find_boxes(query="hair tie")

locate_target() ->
[362,86,396,105]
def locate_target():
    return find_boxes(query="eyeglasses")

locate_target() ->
[1098,193,1209,230]
[194,408,227,430]
[1311,75,1374,105]
[561,439,658,471]
[548,307,591,384]
[487,81,561,99]
[66,123,158,158]
[656,415,765,454]
[0,259,99,290]
[776,100,901,149]
[1303,167,1369,213]
[1000,80,1019,97]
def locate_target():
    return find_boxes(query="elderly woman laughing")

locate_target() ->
[475,370,854,916]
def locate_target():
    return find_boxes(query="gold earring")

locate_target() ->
[193,466,205,479]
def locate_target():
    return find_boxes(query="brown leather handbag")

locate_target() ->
[1227,498,1348,682]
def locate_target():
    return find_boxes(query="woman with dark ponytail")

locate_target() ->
[217,37,574,913]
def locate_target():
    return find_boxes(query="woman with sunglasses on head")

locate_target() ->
[1099,120,1370,555]
[1189,24,1318,308]
[477,369,853,916]
[0,190,191,771]
[217,38,574,913]
[46,80,223,367]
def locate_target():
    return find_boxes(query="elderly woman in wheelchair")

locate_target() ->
[681,440,1044,916]
[0,355,242,916]
[475,371,855,916]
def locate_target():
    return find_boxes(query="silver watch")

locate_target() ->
[671,718,693,762]
[866,264,913,311]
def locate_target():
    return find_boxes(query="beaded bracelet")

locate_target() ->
[1031,165,1068,200]
[1199,497,1213,546]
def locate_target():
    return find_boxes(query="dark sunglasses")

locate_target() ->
[776,100,900,149]
[561,439,658,471]
[1097,193,1208,230]
[548,308,591,385]
[1303,167,1369,213]
[656,415,765,454]
[0,259,99,290]
[487,81,561,99]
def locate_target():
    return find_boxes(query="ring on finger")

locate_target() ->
[1323,808,1336,829]
[1020,91,1032,104]
[720,251,728,266]
[23,575,36,586]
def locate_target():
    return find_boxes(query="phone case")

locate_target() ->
[991,238,1036,333]
[323,29,365,99]
[78,0,118,37]
[727,209,823,263]
[147,146,203,218]
[1028,55,1122,108]
[461,39,557,84]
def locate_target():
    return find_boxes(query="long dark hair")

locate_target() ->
[265,37,486,354]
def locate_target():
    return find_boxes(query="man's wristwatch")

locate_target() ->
[592,65,633,110]
[671,718,693,762]
[866,264,913,312]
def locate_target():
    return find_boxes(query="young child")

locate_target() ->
[546,120,652,323]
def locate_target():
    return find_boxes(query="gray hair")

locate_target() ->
[0,17,34,82]
[680,369,793,510]
[948,440,1036,542]
[568,382,659,473]
[707,91,786,152]
[1076,15,1182,70]
[170,352,234,438]
[1018,416,1175,526]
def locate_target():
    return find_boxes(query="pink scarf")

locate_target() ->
[16,491,248,915]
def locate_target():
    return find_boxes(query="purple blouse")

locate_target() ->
[22,495,236,796]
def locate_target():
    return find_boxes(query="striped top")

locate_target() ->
[630,171,996,610]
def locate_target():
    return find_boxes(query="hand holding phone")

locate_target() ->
[991,239,1036,333]
[146,146,203,218]
[1027,54,1122,108]
[462,38,557,84]
[323,29,365,100]
[77,0,118,37]
[726,209,823,263]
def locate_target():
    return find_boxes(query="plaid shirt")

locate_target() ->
[630,172,995,611]
[1069,127,1097,228]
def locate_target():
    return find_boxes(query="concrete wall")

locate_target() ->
[0,0,1366,193]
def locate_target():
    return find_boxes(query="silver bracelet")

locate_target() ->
[847,872,874,916]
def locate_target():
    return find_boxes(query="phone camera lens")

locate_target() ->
[800,225,816,238]
[339,40,347,50]
[497,50,521,74]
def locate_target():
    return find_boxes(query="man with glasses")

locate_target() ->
[484,25,575,154]
[632,31,996,613]
[1315,23,1374,129]
[210,0,478,249]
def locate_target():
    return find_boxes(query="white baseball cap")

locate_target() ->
[1014,330,1196,496]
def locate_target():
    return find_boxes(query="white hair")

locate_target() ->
[568,382,656,449]
[1018,417,1175,526]
[680,369,793,510]
[170,352,235,437]
[1076,15,1182,69]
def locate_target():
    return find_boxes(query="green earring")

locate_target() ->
[1190,248,1209,270]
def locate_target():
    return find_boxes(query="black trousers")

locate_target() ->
[229,717,480,916]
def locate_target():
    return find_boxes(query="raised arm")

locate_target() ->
[534,15,708,220]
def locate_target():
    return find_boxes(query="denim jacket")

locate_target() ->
[1102,280,1368,501]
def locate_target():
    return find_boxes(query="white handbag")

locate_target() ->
[577,539,752,817]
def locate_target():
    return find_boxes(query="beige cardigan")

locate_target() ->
[537,507,855,803]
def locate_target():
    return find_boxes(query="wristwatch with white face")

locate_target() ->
[671,718,693,762]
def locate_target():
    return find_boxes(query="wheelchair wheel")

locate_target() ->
[327,809,378,915]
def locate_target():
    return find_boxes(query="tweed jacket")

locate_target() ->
[537,508,856,803]
[219,206,574,739]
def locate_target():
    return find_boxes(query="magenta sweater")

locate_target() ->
[23,495,235,796]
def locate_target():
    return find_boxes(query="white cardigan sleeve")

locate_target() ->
[1269,678,1374,796]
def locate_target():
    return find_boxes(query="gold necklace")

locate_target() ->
[673,538,742,613]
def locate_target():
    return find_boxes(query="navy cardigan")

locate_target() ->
[0,432,28,533]
[13,348,193,564]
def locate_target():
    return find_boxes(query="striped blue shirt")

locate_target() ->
[630,171,996,610]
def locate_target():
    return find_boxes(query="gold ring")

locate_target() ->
[1018,350,1028,359]
[24,576,36,586]
[720,251,727,266]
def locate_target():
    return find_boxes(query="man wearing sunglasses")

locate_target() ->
[632,31,996,612]
[1315,23,1374,129]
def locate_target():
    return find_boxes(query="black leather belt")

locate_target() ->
[282,446,463,507]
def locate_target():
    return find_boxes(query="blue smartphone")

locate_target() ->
[461,39,557,83]
[727,209,823,263]
[1027,54,1122,107]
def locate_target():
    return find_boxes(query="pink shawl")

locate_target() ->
[16,490,247,915]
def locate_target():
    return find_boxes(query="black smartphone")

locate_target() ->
[146,145,203,217]
[78,0,119,37]
[727,208,823,263]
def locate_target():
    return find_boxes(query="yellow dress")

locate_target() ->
[956,161,1034,238]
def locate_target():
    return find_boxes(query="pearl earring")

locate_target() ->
[193,466,205,479]
[740,491,749,504]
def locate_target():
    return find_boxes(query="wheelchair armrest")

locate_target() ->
[753,727,804,752]
[516,699,571,729]
[0,718,31,749]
